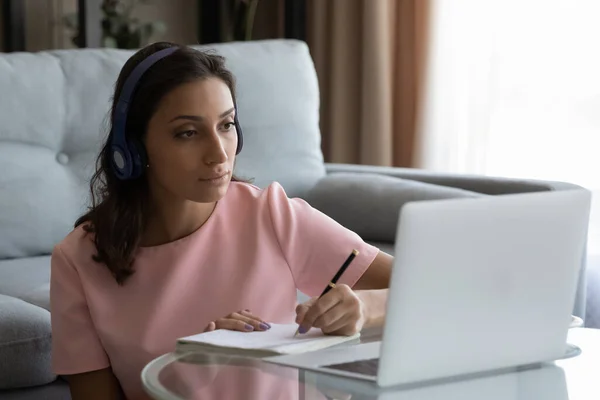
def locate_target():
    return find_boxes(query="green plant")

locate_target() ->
[63,0,167,49]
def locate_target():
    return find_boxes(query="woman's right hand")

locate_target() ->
[203,310,271,332]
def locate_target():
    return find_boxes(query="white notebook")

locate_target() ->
[176,324,361,357]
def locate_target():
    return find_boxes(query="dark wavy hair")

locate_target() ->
[76,42,244,285]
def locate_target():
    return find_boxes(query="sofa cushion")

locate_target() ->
[0,256,51,311]
[0,40,324,260]
[306,173,486,243]
[0,294,54,389]
[0,378,69,400]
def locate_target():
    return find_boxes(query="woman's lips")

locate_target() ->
[199,172,230,185]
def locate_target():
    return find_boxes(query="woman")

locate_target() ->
[50,41,393,400]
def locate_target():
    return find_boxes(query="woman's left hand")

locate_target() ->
[295,284,367,336]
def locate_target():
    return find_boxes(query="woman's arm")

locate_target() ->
[296,251,394,333]
[65,368,124,400]
[353,251,393,290]
[353,251,393,329]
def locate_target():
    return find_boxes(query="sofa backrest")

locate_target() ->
[0,39,325,259]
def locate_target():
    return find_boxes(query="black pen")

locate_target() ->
[295,249,360,336]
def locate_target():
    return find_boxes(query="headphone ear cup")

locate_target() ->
[110,142,133,180]
[128,139,147,179]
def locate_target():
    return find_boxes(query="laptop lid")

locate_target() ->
[377,189,591,386]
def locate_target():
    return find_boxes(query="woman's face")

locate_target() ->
[144,77,238,203]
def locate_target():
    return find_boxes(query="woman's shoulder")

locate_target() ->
[225,180,314,229]
[52,223,97,267]
[225,181,301,215]
[227,180,291,203]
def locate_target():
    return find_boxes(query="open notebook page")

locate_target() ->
[178,323,359,353]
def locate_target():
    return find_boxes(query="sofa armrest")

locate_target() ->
[315,164,589,321]
[306,172,485,243]
[325,163,585,194]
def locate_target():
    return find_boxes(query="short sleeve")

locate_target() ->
[50,245,111,375]
[266,182,380,297]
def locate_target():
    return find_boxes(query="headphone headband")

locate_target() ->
[113,47,178,155]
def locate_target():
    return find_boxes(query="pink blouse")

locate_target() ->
[50,181,379,399]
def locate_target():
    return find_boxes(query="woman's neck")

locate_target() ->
[140,195,217,248]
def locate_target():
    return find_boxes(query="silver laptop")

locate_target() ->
[266,189,591,387]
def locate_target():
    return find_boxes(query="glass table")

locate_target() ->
[142,328,600,400]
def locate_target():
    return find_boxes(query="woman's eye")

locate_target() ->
[223,122,235,131]
[176,130,196,139]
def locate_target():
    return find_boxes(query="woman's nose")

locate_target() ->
[203,131,228,165]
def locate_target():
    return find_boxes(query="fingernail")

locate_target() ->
[245,324,254,331]
[259,323,270,330]
[298,326,308,334]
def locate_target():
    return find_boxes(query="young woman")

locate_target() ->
[50,42,393,400]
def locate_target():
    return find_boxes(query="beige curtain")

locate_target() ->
[307,0,429,167]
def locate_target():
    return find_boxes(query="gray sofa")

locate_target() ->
[0,39,589,399]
